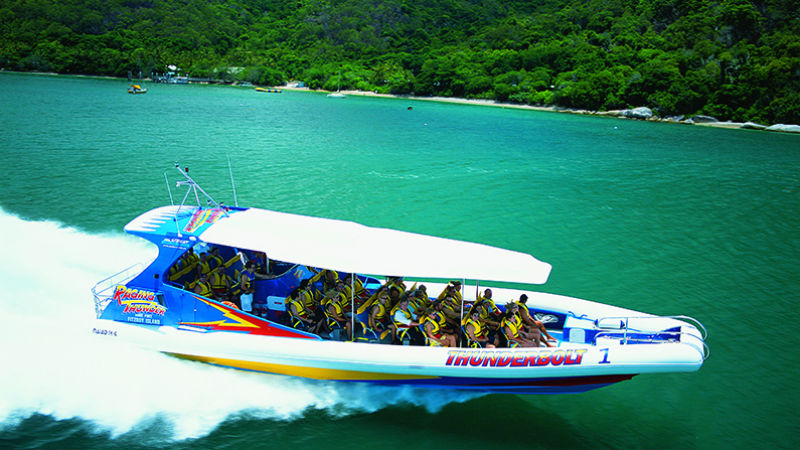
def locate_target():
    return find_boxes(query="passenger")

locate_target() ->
[386,276,407,294]
[324,292,352,340]
[476,289,501,315]
[421,303,457,347]
[287,288,318,331]
[407,289,427,317]
[251,251,271,274]
[356,284,388,314]
[516,294,557,347]
[295,279,317,309]
[391,296,420,344]
[182,247,200,266]
[342,273,368,303]
[501,303,540,347]
[197,252,213,277]
[209,265,233,299]
[437,281,463,302]
[192,273,214,299]
[309,267,339,292]
[168,257,198,283]
[238,261,268,314]
[440,293,464,333]
[369,292,392,335]
[464,309,495,348]
[387,286,402,310]
[468,290,502,333]
[208,247,224,269]
[324,280,350,312]
[417,284,430,302]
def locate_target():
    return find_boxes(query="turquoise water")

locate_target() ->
[1,72,799,449]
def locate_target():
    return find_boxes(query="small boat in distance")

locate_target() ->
[127,84,147,94]
[327,70,346,98]
[255,87,281,93]
[90,164,708,394]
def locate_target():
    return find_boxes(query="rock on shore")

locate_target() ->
[765,124,800,133]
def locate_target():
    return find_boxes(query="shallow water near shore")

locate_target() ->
[1,72,799,449]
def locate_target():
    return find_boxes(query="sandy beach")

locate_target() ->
[279,84,798,133]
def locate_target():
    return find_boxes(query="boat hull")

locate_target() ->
[93,314,703,394]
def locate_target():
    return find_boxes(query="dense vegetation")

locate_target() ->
[1,0,799,123]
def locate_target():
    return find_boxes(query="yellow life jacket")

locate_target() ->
[501,315,522,338]
[198,260,211,276]
[210,271,230,290]
[195,280,212,297]
[465,317,486,340]
[326,299,345,320]
[290,298,308,318]
[514,301,532,320]
[423,314,441,336]
[301,289,317,310]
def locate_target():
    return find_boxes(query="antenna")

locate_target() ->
[227,155,239,207]
[172,162,228,215]
[164,171,174,205]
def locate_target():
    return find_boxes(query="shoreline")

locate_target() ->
[280,84,800,134]
[3,70,796,133]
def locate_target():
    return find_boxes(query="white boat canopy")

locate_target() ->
[199,208,552,285]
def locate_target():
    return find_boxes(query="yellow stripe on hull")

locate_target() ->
[168,352,439,381]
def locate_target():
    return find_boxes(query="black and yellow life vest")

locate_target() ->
[194,280,213,297]
[501,315,522,338]
[465,317,486,340]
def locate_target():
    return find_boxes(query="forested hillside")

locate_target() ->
[1,0,798,123]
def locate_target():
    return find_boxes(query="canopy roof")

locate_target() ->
[199,208,551,285]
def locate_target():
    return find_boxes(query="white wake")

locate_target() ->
[0,208,481,440]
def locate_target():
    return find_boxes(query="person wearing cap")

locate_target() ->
[516,294,557,347]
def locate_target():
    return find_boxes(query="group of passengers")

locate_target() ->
[167,247,557,348]
[167,246,271,313]
[285,273,558,348]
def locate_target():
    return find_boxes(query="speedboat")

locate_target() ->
[91,165,708,394]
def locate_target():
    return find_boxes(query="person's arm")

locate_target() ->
[466,323,479,342]
[369,306,380,329]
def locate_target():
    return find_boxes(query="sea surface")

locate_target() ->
[0,72,798,449]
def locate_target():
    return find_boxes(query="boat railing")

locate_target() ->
[91,263,144,317]
[593,330,711,360]
[595,315,708,340]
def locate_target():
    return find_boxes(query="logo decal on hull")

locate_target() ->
[113,285,166,315]
[445,349,587,368]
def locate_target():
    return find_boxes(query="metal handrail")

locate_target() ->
[593,330,710,360]
[91,263,143,317]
